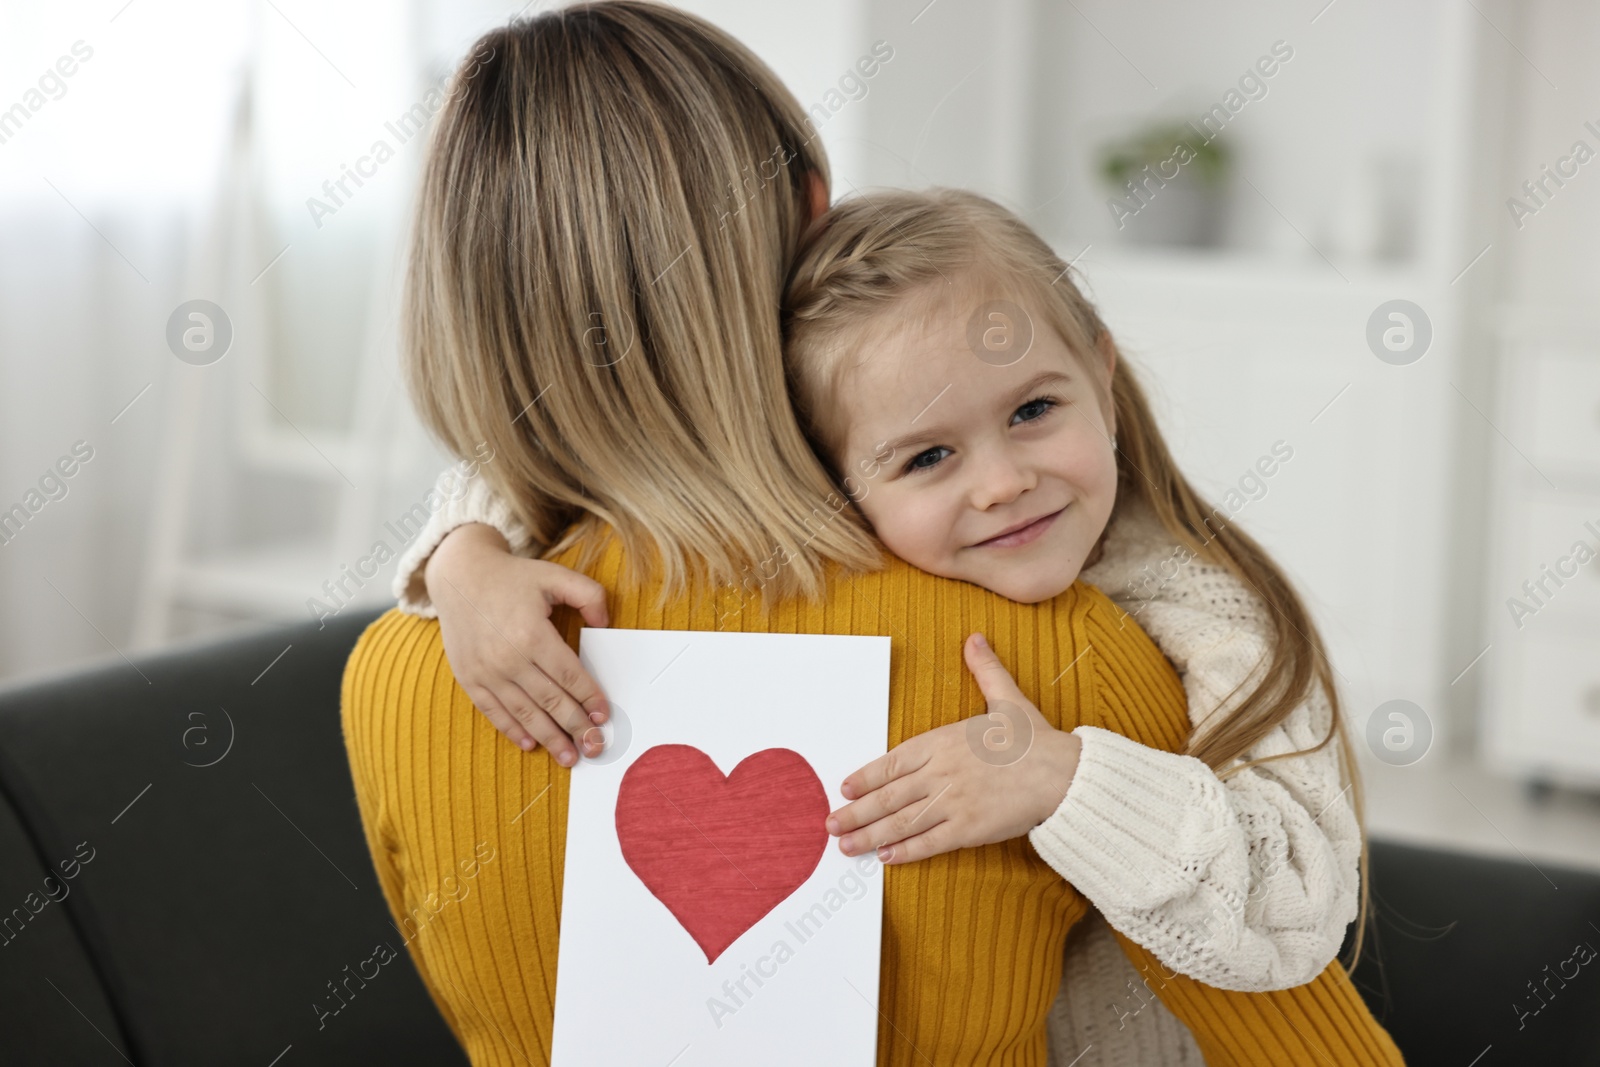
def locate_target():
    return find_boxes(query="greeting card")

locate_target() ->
[550,629,890,1066]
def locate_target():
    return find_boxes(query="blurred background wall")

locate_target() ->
[1,0,1597,868]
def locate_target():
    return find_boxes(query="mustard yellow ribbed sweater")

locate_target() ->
[342,533,1403,1066]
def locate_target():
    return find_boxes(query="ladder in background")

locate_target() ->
[129,60,434,651]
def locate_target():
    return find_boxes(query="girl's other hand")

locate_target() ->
[824,633,1082,863]
[424,523,611,765]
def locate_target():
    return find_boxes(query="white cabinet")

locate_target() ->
[1525,351,1600,472]
[1076,249,1460,724]
[1483,309,1600,786]
[1506,630,1600,769]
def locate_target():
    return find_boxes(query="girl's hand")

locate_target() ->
[425,523,611,765]
[824,633,1082,864]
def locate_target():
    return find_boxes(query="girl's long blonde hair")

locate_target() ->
[782,187,1369,968]
[404,1,882,603]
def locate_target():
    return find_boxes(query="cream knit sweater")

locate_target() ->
[391,472,1360,1059]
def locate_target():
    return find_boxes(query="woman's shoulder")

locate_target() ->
[347,606,446,672]
[1066,581,1180,682]
[341,608,451,743]
[850,554,1172,671]
[535,520,1173,681]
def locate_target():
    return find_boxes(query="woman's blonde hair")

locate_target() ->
[404,1,882,604]
[782,187,1369,967]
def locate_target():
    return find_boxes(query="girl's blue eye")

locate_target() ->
[905,446,950,473]
[1013,397,1056,424]
[898,398,1056,476]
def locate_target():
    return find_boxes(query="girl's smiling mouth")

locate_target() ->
[971,506,1065,549]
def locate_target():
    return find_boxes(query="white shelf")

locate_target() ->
[1074,243,1430,296]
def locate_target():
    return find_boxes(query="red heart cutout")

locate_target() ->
[615,744,829,964]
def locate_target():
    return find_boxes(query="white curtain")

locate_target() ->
[0,0,446,680]
[0,0,881,683]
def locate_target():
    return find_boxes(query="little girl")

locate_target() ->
[394,188,1364,997]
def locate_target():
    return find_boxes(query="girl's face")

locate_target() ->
[832,291,1119,604]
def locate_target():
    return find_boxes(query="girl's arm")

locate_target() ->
[826,501,1360,993]
[1029,678,1356,992]
[392,467,534,616]
[1028,501,1360,992]
[391,466,613,766]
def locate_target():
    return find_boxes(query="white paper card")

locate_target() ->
[550,628,891,1067]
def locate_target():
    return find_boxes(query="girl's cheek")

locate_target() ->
[1056,426,1113,486]
[854,492,902,547]
[1078,422,1117,481]
[872,494,945,570]
[1099,440,1120,484]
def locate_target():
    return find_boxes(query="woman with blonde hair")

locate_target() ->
[343,3,1402,1064]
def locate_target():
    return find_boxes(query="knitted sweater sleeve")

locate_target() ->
[391,467,533,618]
[1027,501,1361,992]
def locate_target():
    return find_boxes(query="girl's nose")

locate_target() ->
[969,451,1036,510]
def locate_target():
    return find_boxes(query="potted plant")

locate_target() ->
[1097,120,1231,247]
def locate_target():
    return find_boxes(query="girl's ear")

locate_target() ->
[1095,328,1117,382]
[1095,329,1118,438]
[803,170,829,229]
